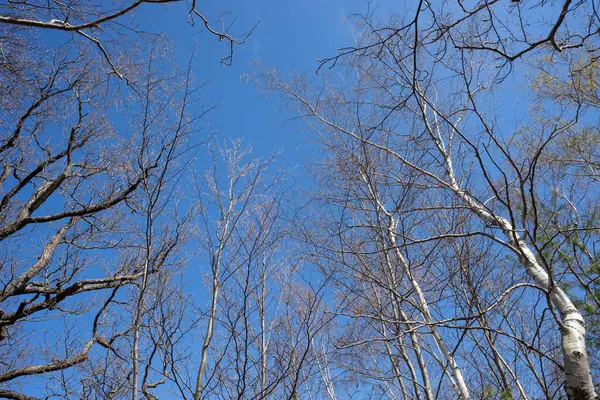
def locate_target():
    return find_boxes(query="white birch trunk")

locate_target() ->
[388,224,472,400]
[453,186,597,399]
[194,270,220,400]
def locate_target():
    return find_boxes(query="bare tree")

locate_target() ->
[258,2,600,398]
[190,140,290,399]
[6,1,600,399]
[0,26,203,397]
[0,1,259,397]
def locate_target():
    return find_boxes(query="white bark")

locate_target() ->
[194,260,221,400]
[388,220,471,400]
[379,251,435,400]
[359,169,470,399]
[431,99,597,398]
[453,187,597,399]
[371,283,422,400]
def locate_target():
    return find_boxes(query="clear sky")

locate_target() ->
[137,0,371,163]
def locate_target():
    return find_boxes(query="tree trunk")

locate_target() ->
[455,188,597,399]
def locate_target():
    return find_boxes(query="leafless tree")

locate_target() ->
[258,2,600,398]
[0,22,205,398]
[5,1,600,399]
[190,140,278,399]
[186,139,334,400]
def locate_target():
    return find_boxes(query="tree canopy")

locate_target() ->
[0,1,599,399]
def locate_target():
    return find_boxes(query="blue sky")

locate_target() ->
[137,0,370,164]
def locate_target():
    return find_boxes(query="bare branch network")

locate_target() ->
[1,1,599,399]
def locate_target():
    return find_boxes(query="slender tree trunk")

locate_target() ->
[452,184,597,399]
[379,251,435,400]
[132,209,153,400]
[360,169,469,399]
[194,268,220,400]
[399,309,435,400]
[312,339,338,400]
[260,271,267,397]
[371,285,418,400]
[424,100,599,398]
[387,221,472,400]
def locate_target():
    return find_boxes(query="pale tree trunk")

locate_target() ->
[131,257,148,400]
[382,332,411,399]
[192,140,276,400]
[194,255,222,400]
[399,308,435,400]
[449,179,597,399]
[360,170,471,399]
[386,219,471,399]
[378,253,435,400]
[419,91,598,398]
[260,271,267,396]
[371,284,420,400]
[193,171,232,400]
[132,209,153,400]
[312,339,338,400]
